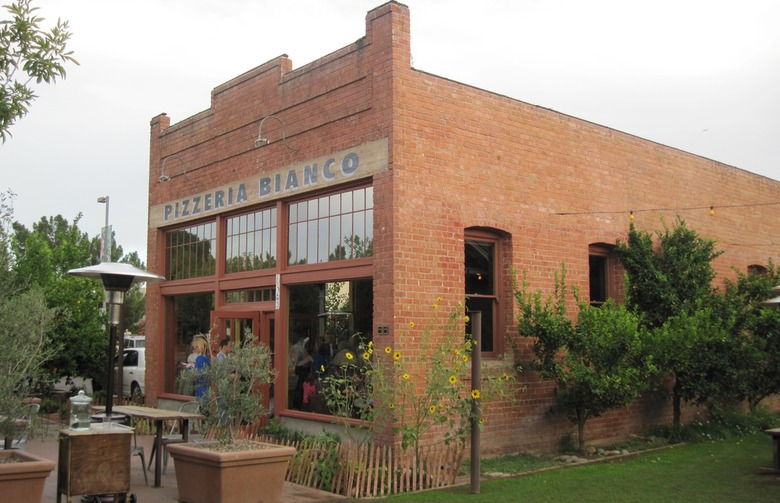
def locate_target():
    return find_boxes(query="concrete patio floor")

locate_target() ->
[23,418,345,502]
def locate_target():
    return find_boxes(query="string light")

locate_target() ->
[629,211,634,222]
[555,201,780,217]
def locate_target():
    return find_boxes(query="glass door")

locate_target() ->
[209,309,274,421]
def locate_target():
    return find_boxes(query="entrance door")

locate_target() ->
[209,309,275,419]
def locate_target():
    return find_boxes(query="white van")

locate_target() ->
[120,347,145,400]
[123,334,146,348]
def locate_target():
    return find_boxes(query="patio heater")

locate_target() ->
[68,262,164,423]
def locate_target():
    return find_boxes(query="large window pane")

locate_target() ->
[166,221,217,280]
[287,280,373,414]
[225,207,277,273]
[166,292,214,395]
[287,186,373,265]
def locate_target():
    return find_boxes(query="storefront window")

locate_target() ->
[288,187,373,265]
[165,292,214,395]
[225,207,277,273]
[287,279,373,414]
[166,221,217,280]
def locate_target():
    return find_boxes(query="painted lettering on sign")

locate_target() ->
[163,184,248,222]
[151,138,387,228]
[258,152,359,197]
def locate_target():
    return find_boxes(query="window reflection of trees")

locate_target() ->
[288,187,373,265]
[166,223,217,280]
[225,208,277,274]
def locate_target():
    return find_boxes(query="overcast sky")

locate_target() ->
[2,0,779,266]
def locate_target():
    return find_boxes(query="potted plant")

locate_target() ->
[168,332,295,503]
[0,286,57,503]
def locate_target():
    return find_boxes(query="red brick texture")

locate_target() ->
[146,2,780,455]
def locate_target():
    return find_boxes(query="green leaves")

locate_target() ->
[517,265,652,451]
[0,0,78,142]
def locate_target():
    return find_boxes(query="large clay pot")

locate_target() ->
[167,441,296,503]
[0,449,55,503]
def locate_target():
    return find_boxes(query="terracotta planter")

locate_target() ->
[0,449,55,503]
[167,441,296,503]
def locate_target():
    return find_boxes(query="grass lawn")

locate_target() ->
[380,433,780,502]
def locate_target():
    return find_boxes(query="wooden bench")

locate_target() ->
[765,428,780,471]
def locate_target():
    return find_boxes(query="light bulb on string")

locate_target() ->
[709,206,715,217]
[629,211,634,222]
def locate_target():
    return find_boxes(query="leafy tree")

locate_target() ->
[9,212,146,389]
[716,263,780,411]
[0,285,56,448]
[0,0,78,142]
[615,218,732,428]
[0,192,57,447]
[652,307,737,427]
[615,217,722,329]
[516,265,653,451]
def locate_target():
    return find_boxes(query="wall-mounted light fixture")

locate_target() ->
[255,115,298,152]
[159,155,184,182]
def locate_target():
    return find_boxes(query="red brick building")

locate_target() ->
[145,2,780,454]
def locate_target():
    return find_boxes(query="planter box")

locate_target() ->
[168,441,296,503]
[0,449,55,503]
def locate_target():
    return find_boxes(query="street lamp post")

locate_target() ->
[68,262,164,422]
[97,196,110,262]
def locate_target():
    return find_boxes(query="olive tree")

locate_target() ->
[1,0,78,142]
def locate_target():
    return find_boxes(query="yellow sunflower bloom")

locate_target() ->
[393,351,401,361]
[402,373,410,380]
[389,403,395,409]
[462,355,468,362]
[448,375,457,384]
[464,315,470,323]
[429,405,436,414]
[437,296,443,303]
[345,352,354,360]
[409,321,415,328]
[471,389,481,399]
[363,352,370,361]
[385,346,392,354]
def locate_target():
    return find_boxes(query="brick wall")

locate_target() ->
[147,1,780,454]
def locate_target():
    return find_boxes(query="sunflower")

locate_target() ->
[448,375,457,384]
[471,389,481,399]
[393,351,401,361]
[388,403,395,410]
[409,321,415,328]
[402,373,410,380]
[345,352,354,360]
[385,346,392,354]
[363,352,370,361]
[429,405,436,414]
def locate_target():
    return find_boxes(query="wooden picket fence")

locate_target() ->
[243,433,466,498]
[108,401,466,499]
